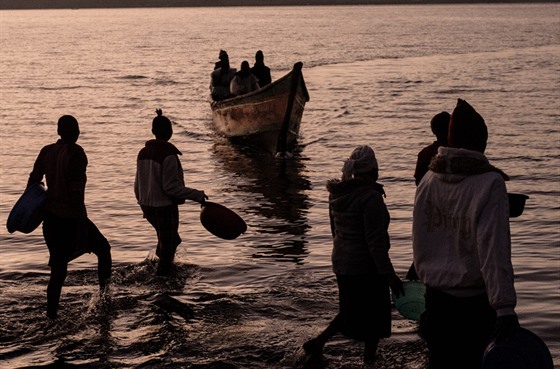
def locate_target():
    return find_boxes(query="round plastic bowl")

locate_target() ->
[508,193,529,218]
[483,327,553,369]
[393,281,426,321]
[200,201,247,240]
[6,183,47,234]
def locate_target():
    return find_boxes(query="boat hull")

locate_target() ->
[210,62,309,154]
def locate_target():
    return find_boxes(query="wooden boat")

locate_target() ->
[210,62,309,155]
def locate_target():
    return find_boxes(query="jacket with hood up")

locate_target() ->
[412,146,516,316]
[327,178,396,276]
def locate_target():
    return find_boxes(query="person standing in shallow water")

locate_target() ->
[412,99,519,369]
[303,145,404,366]
[134,109,208,276]
[27,115,112,319]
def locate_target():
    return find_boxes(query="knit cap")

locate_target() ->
[341,145,379,181]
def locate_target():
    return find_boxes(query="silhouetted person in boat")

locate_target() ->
[302,145,404,366]
[27,115,112,319]
[406,111,450,281]
[413,99,518,369]
[210,50,236,101]
[250,50,271,87]
[134,109,208,276]
[230,60,260,96]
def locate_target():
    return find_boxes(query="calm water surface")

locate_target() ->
[0,4,559,368]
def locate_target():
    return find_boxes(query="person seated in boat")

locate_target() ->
[210,50,236,101]
[214,49,227,70]
[230,60,260,96]
[250,50,271,87]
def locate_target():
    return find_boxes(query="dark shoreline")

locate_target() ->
[1,0,558,10]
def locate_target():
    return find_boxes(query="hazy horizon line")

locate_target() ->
[1,0,558,10]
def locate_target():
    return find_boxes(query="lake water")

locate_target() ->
[0,4,558,368]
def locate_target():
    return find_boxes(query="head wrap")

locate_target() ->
[57,115,80,143]
[448,99,488,153]
[219,50,229,61]
[341,145,379,181]
[255,50,264,63]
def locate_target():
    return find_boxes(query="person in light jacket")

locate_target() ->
[302,145,404,366]
[412,99,519,369]
[134,109,207,276]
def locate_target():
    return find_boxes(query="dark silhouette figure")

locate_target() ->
[407,111,450,280]
[412,99,518,369]
[302,145,404,365]
[250,50,271,87]
[134,109,207,276]
[27,115,112,319]
[210,50,236,101]
[414,111,451,186]
[230,60,260,96]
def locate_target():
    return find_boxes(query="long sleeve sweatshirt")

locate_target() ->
[134,139,205,207]
[412,147,517,316]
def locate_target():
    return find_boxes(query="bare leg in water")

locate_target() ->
[303,314,341,357]
[303,315,380,365]
[47,264,68,319]
[46,228,111,319]
[364,339,380,364]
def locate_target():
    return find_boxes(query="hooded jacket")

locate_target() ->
[412,147,516,316]
[327,178,396,276]
[134,139,205,207]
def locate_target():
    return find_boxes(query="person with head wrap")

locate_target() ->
[250,50,271,87]
[302,145,404,366]
[27,115,112,319]
[412,99,518,369]
[210,50,236,101]
[134,109,208,276]
[230,60,260,96]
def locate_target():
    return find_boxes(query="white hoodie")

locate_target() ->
[412,147,516,317]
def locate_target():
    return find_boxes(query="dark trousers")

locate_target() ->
[43,211,112,318]
[141,205,182,266]
[420,287,496,369]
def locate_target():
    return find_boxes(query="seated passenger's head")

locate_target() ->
[255,50,264,63]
